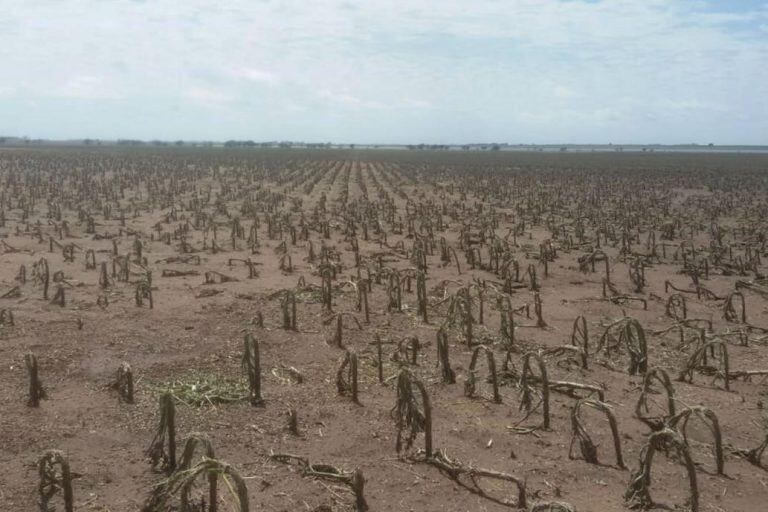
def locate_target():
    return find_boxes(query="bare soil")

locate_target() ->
[1,148,767,511]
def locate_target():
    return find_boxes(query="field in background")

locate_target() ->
[1,148,768,511]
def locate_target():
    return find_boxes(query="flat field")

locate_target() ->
[1,148,768,511]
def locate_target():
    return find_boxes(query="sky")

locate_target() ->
[0,0,767,144]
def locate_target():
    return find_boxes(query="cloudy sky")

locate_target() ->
[1,0,766,144]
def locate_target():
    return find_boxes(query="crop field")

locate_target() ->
[1,148,768,511]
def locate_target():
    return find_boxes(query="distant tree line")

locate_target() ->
[408,143,502,151]
[222,141,340,149]
[406,144,451,150]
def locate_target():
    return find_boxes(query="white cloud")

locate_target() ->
[184,87,233,106]
[283,100,306,113]
[53,76,124,100]
[402,98,433,109]
[656,98,728,112]
[318,90,387,110]
[0,0,766,143]
[552,85,578,100]
[235,68,280,85]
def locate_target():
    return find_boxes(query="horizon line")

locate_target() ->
[2,136,767,148]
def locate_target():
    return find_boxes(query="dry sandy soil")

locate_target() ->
[1,148,767,512]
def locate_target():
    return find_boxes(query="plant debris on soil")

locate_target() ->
[148,371,249,407]
[2,148,768,512]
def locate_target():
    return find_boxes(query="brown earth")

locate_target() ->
[1,148,767,512]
